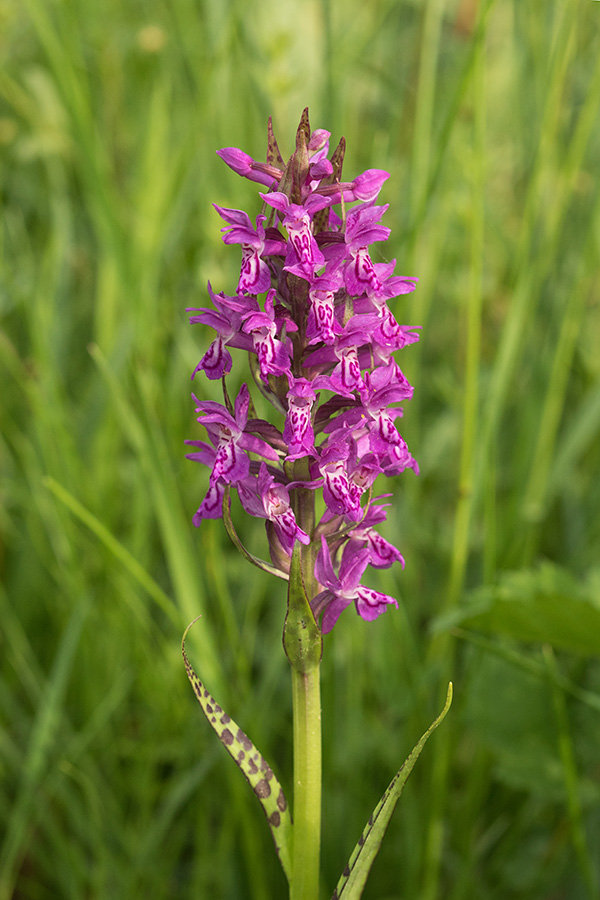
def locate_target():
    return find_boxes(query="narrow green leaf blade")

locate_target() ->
[44,476,177,625]
[182,620,293,882]
[332,683,453,900]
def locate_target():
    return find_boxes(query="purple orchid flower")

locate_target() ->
[259,193,326,279]
[184,441,226,524]
[340,499,405,570]
[312,536,398,633]
[237,463,310,556]
[306,272,343,345]
[213,206,272,295]
[216,147,282,188]
[188,283,253,381]
[192,383,280,485]
[312,168,390,205]
[242,290,292,384]
[317,443,362,521]
[343,528,405,570]
[322,359,416,468]
[283,377,317,459]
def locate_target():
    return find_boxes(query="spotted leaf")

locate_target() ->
[182,620,293,882]
[331,683,453,900]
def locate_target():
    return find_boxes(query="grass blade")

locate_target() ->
[332,684,453,900]
[43,476,177,625]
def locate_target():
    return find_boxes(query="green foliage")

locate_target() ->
[437,563,600,656]
[333,685,452,900]
[182,621,293,881]
[1,0,600,898]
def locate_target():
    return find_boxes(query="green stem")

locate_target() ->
[290,664,322,900]
[284,264,323,897]
[286,458,321,898]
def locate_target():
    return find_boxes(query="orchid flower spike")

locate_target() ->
[187,109,419,632]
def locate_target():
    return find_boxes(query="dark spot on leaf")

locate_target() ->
[343,865,351,877]
[221,713,231,724]
[261,761,273,779]
[215,704,222,714]
[332,891,338,900]
[254,779,271,798]
[194,684,202,698]
[248,759,258,775]
[211,716,216,723]
[368,815,374,826]
[237,751,245,762]
[358,834,365,846]
[268,811,280,827]
[206,703,213,714]
[221,728,234,746]
[204,689,210,698]
[237,729,252,751]
[277,789,287,812]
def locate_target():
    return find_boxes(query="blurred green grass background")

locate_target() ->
[2,0,600,897]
